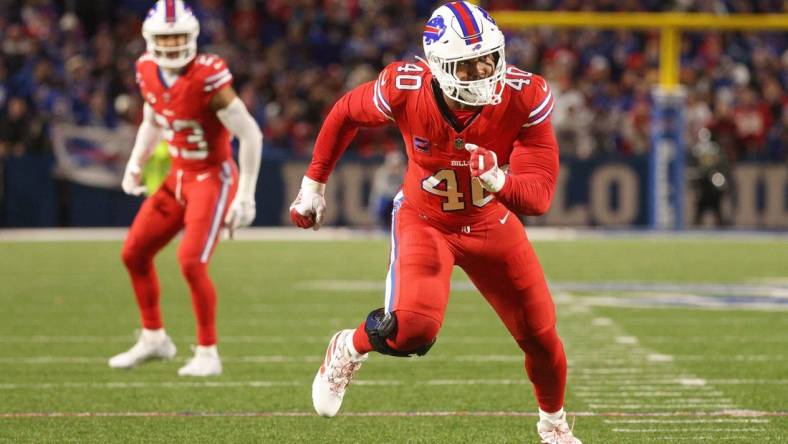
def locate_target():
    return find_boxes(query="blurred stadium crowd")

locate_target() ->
[1,0,785,163]
[0,0,785,229]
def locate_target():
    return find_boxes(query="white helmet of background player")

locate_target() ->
[142,0,200,70]
[422,1,506,106]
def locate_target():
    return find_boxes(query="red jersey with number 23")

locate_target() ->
[135,53,234,171]
[306,60,559,227]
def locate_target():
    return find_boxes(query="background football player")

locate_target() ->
[109,0,262,377]
[290,2,580,442]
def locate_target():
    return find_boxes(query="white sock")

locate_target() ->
[141,328,166,342]
[539,407,565,424]
[196,345,218,356]
[344,331,364,360]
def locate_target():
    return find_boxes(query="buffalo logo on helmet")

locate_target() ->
[423,16,447,46]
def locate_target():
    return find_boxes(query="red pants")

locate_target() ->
[357,192,567,412]
[121,161,237,346]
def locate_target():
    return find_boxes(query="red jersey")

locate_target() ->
[306,60,559,226]
[136,53,234,171]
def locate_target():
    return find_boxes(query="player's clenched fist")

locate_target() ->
[289,176,327,230]
[465,143,505,193]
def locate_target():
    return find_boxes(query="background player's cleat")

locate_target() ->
[178,345,222,376]
[108,329,176,369]
[537,411,582,444]
[312,329,368,417]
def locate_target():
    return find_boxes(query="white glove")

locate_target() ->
[121,163,147,196]
[289,176,326,230]
[224,196,256,238]
[465,143,506,193]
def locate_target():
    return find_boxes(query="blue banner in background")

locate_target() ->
[1,153,786,229]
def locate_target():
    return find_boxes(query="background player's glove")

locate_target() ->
[121,163,147,196]
[290,176,326,230]
[465,143,506,193]
[224,196,256,239]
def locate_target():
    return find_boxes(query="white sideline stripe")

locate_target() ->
[1,354,783,367]
[2,379,785,390]
[0,410,784,419]
[576,391,724,397]
[570,379,788,385]
[613,428,766,433]
[0,335,517,345]
[0,355,527,365]
[605,419,770,424]
[3,227,787,242]
[0,379,536,390]
[650,438,754,441]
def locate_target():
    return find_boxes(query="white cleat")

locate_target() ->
[537,410,582,444]
[312,329,368,417]
[108,329,176,369]
[177,345,222,377]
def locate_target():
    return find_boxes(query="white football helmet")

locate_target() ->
[142,0,200,70]
[422,1,506,106]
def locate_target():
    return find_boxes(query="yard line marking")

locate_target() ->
[615,336,638,344]
[679,378,707,386]
[0,411,785,419]
[591,317,613,326]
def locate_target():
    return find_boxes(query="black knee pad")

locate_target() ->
[364,308,435,357]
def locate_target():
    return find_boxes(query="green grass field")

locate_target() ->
[0,235,786,443]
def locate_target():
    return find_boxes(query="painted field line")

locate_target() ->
[589,404,736,410]
[604,419,770,424]
[0,335,516,345]
[612,428,765,433]
[2,334,784,345]
[0,410,785,419]
[566,379,788,385]
[650,438,752,441]
[575,391,724,397]
[0,355,525,365]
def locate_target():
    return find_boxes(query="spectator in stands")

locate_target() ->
[0,96,49,158]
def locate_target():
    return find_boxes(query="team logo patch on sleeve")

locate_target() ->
[413,136,430,153]
[423,16,447,46]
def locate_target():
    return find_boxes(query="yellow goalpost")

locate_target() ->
[486,10,787,229]
[489,11,788,90]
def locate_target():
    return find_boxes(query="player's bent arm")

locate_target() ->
[291,80,391,230]
[306,80,392,184]
[495,122,559,216]
[122,103,162,196]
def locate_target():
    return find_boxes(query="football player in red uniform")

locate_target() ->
[290,2,581,442]
[109,0,262,377]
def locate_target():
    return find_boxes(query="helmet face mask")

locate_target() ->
[422,1,506,106]
[142,0,200,70]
